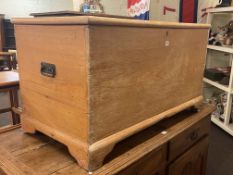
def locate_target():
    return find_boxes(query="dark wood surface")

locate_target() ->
[3,19,16,51]
[168,137,209,175]
[169,114,210,161]
[0,104,214,175]
[0,15,5,51]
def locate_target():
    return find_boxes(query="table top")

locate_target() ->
[0,104,214,175]
[0,71,19,87]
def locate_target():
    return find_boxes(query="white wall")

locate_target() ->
[101,0,220,22]
[0,1,222,21]
[73,0,128,16]
[0,0,73,18]
[101,0,127,16]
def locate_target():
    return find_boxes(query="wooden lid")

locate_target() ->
[12,16,210,29]
[30,10,133,19]
[0,71,19,87]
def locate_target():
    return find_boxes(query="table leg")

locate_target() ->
[9,88,20,125]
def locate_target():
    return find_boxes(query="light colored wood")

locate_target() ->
[0,71,19,87]
[88,26,208,144]
[13,16,210,171]
[15,24,90,169]
[12,16,210,29]
[0,124,21,134]
[0,147,36,175]
[89,96,203,154]
[0,104,214,175]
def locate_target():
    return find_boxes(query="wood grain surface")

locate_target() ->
[0,104,214,175]
[30,11,133,19]
[12,16,210,28]
[13,16,210,170]
[88,26,209,143]
[168,137,209,175]
[15,25,90,168]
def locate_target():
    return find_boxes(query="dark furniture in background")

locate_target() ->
[0,16,16,51]
[0,14,5,51]
[0,16,17,71]
[3,19,16,51]
[0,52,17,71]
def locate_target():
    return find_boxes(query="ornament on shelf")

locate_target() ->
[216,0,232,7]
[80,0,90,13]
[80,0,104,14]
[208,20,233,47]
[208,27,227,46]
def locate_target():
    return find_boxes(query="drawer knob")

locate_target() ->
[190,131,199,141]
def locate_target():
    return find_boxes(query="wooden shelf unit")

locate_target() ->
[207,6,233,13]
[211,115,233,136]
[205,8,233,136]
[207,44,233,54]
[203,77,231,93]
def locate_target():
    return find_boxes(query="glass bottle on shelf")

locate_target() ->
[80,0,90,13]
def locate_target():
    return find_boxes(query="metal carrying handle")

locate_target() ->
[40,62,56,78]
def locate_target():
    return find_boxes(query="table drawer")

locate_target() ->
[169,116,210,161]
[168,137,209,175]
[116,145,167,175]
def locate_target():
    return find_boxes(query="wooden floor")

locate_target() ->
[207,124,233,175]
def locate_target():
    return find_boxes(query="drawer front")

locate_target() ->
[116,145,167,175]
[168,137,209,175]
[169,116,210,161]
